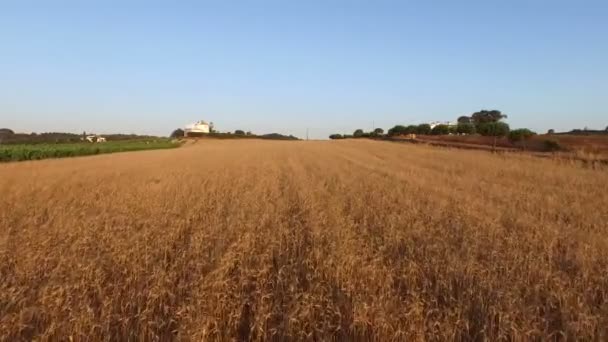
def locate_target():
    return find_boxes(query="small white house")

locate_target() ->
[184,120,213,136]
[429,121,458,129]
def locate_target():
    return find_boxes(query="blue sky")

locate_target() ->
[1,1,607,139]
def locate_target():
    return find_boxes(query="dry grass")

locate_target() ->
[1,140,607,341]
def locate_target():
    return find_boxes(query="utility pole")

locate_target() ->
[306,128,309,141]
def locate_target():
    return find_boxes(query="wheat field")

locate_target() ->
[1,140,607,341]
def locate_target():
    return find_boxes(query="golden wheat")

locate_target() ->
[1,140,607,341]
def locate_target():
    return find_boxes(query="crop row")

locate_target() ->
[0,140,179,162]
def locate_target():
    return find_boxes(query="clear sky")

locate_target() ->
[1,1,607,139]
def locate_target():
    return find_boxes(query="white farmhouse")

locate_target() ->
[184,120,214,136]
[85,135,106,143]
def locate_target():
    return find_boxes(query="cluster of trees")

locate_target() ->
[330,128,384,139]
[329,110,515,140]
[387,124,428,136]
[455,110,508,136]
[173,128,298,140]
[386,123,479,136]
[171,128,251,138]
[383,110,512,141]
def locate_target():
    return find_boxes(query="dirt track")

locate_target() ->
[1,140,607,340]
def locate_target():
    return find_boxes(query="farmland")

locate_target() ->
[0,139,179,162]
[1,140,607,340]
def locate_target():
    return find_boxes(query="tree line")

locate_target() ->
[171,128,298,140]
[329,110,541,149]
[0,129,161,145]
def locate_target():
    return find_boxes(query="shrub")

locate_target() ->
[329,134,343,140]
[508,129,536,142]
[544,140,561,152]
[509,129,536,150]
[235,130,245,135]
[353,129,364,138]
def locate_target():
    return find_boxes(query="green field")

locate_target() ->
[0,139,180,162]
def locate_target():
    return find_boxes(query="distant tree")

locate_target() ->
[246,131,253,136]
[457,116,471,124]
[547,129,555,134]
[353,129,364,137]
[235,130,245,135]
[508,128,536,150]
[388,125,407,136]
[431,124,450,135]
[471,110,507,125]
[478,122,510,151]
[478,122,510,136]
[456,123,476,135]
[170,128,184,138]
[605,126,608,132]
[405,125,418,134]
[373,128,384,135]
[329,134,344,139]
[416,124,432,135]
